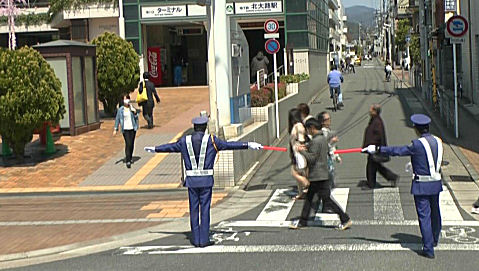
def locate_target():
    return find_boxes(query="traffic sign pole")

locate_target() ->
[453,43,459,138]
[273,52,279,139]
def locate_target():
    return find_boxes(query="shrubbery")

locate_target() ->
[91,32,140,116]
[0,47,65,159]
[250,83,286,107]
[279,73,309,84]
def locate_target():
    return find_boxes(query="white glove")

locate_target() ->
[362,145,377,154]
[405,162,413,173]
[144,146,156,153]
[248,142,263,150]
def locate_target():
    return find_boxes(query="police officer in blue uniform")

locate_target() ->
[144,116,262,247]
[363,114,443,259]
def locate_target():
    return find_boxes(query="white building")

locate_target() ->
[328,0,347,68]
[459,0,479,104]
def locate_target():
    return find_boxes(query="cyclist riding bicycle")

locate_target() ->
[327,65,344,108]
[385,62,393,81]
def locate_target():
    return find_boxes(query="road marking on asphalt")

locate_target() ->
[440,185,464,221]
[0,218,170,226]
[124,131,184,186]
[0,184,181,194]
[118,243,479,255]
[256,189,295,221]
[374,187,404,221]
[216,220,479,228]
[315,188,349,222]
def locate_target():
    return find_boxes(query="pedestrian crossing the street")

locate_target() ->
[217,185,477,228]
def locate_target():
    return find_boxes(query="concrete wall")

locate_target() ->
[88,17,119,40]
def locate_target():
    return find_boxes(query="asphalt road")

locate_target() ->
[12,59,479,271]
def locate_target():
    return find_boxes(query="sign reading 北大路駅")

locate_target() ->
[235,1,283,14]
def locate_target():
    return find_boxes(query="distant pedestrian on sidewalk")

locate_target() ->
[138,72,160,129]
[144,117,262,248]
[363,114,443,259]
[290,118,352,230]
[362,104,399,188]
[113,95,139,168]
[289,108,310,200]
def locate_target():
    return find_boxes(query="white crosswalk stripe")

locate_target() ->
[242,187,469,227]
[256,189,295,221]
[374,188,404,221]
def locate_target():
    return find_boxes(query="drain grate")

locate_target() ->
[449,175,474,182]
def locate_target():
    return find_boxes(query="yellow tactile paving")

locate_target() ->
[123,131,184,187]
[143,192,228,218]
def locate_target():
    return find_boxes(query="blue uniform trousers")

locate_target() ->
[188,187,213,246]
[414,194,441,256]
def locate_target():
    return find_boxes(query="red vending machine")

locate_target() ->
[147,47,163,86]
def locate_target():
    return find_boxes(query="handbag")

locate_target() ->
[371,153,390,163]
[136,81,148,104]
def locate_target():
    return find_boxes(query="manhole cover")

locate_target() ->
[450,175,474,182]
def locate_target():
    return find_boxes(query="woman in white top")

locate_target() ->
[289,108,310,200]
[113,95,139,168]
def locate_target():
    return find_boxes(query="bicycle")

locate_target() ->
[331,87,340,112]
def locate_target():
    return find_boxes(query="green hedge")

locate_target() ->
[279,73,309,84]
[0,13,50,27]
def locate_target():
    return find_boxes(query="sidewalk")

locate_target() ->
[0,86,209,193]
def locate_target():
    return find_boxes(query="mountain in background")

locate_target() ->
[345,5,376,28]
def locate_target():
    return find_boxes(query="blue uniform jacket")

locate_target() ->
[380,133,443,195]
[154,132,248,188]
[327,70,343,87]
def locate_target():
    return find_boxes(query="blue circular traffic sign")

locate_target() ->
[447,15,468,37]
[265,39,280,54]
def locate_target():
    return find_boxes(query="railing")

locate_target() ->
[266,65,284,84]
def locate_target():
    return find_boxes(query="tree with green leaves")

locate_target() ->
[395,19,411,52]
[91,32,140,116]
[0,46,65,159]
[409,34,421,65]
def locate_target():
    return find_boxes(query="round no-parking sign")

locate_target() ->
[265,39,280,54]
[446,15,468,37]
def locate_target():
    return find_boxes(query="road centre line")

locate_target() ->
[118,243,479,255]
[124,131,184,186]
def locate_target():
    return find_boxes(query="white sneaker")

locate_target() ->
[336,220,352,230]
[472,207,479,215]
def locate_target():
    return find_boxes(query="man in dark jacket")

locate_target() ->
[291,118,352,230]
[138,72,160,129]
[362,104,399,188]
[250,51,269,83]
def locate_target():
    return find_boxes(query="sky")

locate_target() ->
[342,0,379,9]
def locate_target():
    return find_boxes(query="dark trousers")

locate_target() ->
[188,187,212,246]
[122,130,136,163]
[366,155,398,188]
[299,181,350,225]
[414,195,441,256]
[142,103,154,128]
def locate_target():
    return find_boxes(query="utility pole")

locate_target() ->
[419,0,428,99]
